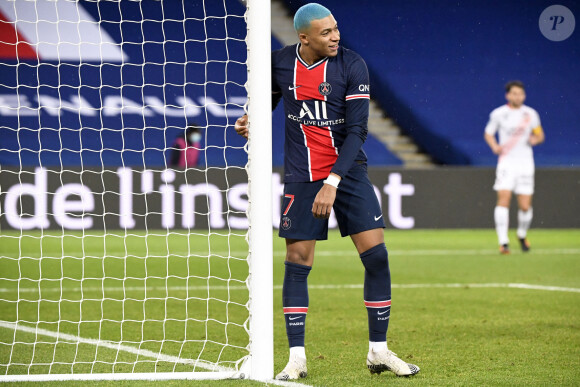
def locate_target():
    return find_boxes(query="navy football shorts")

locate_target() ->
[279,163,385,240]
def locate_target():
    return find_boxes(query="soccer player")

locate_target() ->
[235,3,419,380]
[484,81,545,254]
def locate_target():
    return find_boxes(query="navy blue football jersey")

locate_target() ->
[272,44,370,183]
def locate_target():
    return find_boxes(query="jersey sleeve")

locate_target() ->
[531,110,543,135]
[344,56,370,141]
[330,55,370,178]
[484,110,499,136]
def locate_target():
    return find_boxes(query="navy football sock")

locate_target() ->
[360,243,391,342]
[282,261,312,348]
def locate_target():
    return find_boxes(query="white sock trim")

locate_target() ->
[369,341,388,353]
[290,346,306,360]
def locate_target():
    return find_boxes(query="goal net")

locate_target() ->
[0,0,272,382]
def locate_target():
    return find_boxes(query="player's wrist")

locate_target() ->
[323,174,341,188]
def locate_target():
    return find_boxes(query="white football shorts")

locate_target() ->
[493,166,534,195]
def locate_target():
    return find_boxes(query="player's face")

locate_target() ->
[506,86,526,108]
[301,15,340,60]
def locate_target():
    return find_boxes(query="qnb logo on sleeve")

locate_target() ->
[358,84,370,92]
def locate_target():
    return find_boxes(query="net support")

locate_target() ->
[245,0,274,381]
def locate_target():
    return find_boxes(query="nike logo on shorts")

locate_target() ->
[288,85,302,90]
[374,214,383,221]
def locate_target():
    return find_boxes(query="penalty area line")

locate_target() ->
[0,320,313,386]
[0,321,234,375]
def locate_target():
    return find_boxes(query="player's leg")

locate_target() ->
[350,229,390,346]
[516,194,533,252]
[495,190,512,254]
[514,171,534,252]
[276,181,327,380]
[276,238,315,380]
[350,229,418,376]
[334,165,419,376]
[493,166,516,253]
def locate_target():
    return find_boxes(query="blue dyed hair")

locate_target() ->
[293,3,332,32]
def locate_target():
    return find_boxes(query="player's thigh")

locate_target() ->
[333,164,385,238]
[350,228,385,255]
[279,181,329,241]
[496,190,512,207]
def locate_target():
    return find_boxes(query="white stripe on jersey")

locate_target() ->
[345,94,370,100]
[300,123,313,181]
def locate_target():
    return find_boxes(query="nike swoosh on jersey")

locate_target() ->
[374,214,383,221]
[288,85,302,90]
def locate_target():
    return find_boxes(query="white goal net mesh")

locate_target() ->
[0,0,254,379]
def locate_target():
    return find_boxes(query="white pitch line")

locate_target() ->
[0,321,234,374]
[0,320,312,386]
[274,248,580,257]
[1,283,579,294]
[5,248,579,261]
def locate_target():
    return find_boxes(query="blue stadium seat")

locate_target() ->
[284,0,580,166]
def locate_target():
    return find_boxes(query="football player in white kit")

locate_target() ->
[484,81,545,254]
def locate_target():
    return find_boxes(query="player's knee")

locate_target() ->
[360,243,389,271]
[285,250,311,265]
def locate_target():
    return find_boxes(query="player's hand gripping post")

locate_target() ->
[235,114,249,139]
[312,173,341,219]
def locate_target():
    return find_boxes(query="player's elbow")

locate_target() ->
[348,125,367,143]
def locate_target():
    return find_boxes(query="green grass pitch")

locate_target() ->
[1,229,579,386]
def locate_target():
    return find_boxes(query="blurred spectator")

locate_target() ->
[170,123,203,168]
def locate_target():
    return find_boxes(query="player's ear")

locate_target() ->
[298,32,309,45]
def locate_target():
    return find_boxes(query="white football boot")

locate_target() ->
[275,355,307,380]
[367,349,420,377]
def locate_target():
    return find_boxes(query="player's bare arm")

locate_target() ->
[234,114,248,139]
[312,173,341,219]
[484,132,502,154]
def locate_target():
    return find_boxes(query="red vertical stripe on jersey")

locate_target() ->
[295,59,326,101]
[0,10,38,59]
[294,59,336,180]
[301,124,338,181]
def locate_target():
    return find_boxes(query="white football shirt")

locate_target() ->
[484,104,542,171]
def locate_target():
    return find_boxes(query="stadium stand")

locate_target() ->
[0,0,401,168]
[285,0,580,166]
[0,0,248,167]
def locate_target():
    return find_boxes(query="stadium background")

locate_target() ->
[0,1,579,385]
[1,0,579,229]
